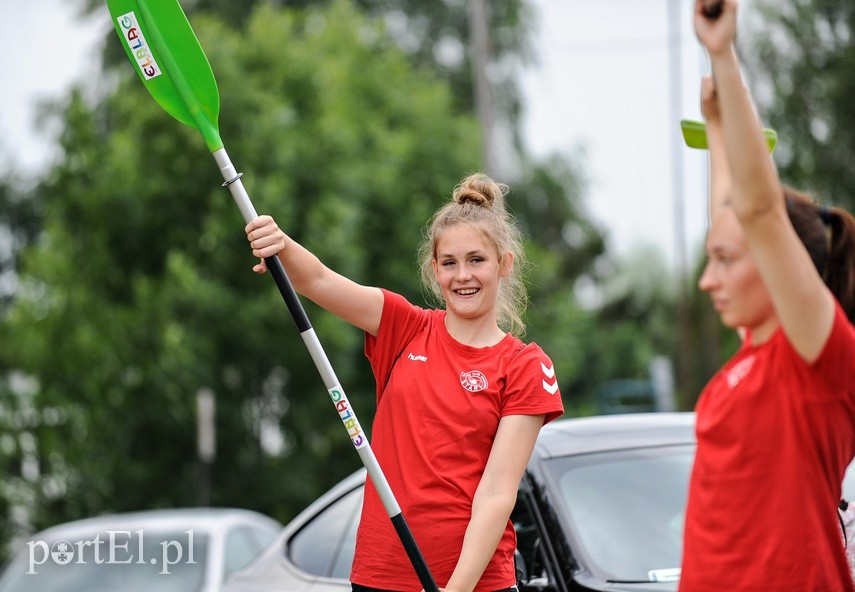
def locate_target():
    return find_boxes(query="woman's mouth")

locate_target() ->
[454,288,479,296]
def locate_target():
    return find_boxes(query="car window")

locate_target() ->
[0,530,208,592]
[546,444,694,583]
[246,524,279,553]
[225,527,265,576]
[288,486,362,579]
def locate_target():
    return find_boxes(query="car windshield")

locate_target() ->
[545,444,694,583]
[0,530,209,592]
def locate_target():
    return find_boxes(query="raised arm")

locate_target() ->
[700,76,732,221]
[246,215,384,336]
[694,0,836,361]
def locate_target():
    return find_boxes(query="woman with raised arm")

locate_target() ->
[681,1,855,590]
[245,172,564,592]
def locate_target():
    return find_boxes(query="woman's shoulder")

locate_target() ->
[809,300,855,382]
[768,300,854,361]
[380,288,433,318]
[373,289,435,349]
[504,339,554,367]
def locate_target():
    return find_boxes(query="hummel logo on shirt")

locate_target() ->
[408,353,428,362]
[541,362,558,395]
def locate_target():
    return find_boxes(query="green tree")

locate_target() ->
[92,0,534,125]
[0,172,40,313]
[0,168,45,555]
[514,154,609,414]
[745,0,855,212]
[0,0,679,548]
[3,0,480,532]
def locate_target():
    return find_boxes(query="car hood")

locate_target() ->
[603,584,678,592]
[570,571,679,592]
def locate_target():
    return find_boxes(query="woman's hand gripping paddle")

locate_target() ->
[106,3,438,590]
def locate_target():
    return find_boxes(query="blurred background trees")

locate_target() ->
[3,0,848,558]
[745,0,855,214]
[2,0,487,546]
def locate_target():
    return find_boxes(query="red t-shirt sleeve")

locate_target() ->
[364,289,430,401]
[502,343,565,424]
[813,301,855,398]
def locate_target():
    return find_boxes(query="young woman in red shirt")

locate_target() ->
[681,1,855,590]
[245,172,564,592]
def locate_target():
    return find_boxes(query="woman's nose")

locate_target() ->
[698,261,716,292]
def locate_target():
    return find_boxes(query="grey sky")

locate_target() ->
[520,0,710,270]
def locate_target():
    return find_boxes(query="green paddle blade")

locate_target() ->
[680,119,777,153]
[107,0,223,152]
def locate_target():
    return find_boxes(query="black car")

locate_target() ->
[223,412,855,592]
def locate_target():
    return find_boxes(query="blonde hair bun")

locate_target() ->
[452,173,508,212]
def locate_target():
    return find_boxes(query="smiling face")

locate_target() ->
[431,223,511,326]
[698,209,777,341]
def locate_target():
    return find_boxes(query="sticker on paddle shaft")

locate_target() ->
[329,387,367,448]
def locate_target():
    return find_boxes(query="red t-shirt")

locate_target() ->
[350,290,564,591]
[680,303,855,592]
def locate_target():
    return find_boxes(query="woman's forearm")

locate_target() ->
[444,492,516,592]
[708,47,781,222]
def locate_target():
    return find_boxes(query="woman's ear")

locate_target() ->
[500,252,515,277]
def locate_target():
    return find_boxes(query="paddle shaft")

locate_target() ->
[213,150,439,592]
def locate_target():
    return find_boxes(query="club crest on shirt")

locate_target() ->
[726,355,755,389]
[460,370,488,392]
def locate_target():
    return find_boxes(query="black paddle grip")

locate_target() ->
[265,255,312,333]
[390,513,440,592]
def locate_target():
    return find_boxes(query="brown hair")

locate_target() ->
[418,173,529,335]
[784,186,855,322]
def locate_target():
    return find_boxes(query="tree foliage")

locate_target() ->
[0,0,691,552]
[91,0,535,131]
[3,0,481,534]
[745,0,855,211]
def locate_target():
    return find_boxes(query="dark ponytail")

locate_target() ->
[784,187,855,323]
